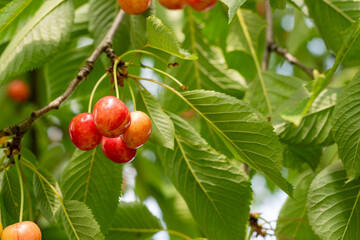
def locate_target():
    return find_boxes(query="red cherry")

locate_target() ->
[101,136,137,163]
[7,79,30,103]
[1,221,41,240]
[69,113,102,151]
[117,0,152,15]
[93,96,131,138]
[121,111,152,149]
[158,0,187,10]
[187,0,217,11]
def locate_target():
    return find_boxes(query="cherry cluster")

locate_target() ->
[69,96,152,164]
[117,0,217,15]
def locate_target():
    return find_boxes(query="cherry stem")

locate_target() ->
[14,155,24,222]
[127,79,136,111]
[130,63,187,90]
[119,49,169,65]
[113,59,121,99]
[88,72,109,113]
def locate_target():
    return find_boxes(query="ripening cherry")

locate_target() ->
[1,221,42,240]
[187,0,217,11]
[117,0,152,15]
[158,0,187,10]
[7,79,30,103]
[121,111,152,149]
[101,136,137,163]
[69,113,102,151]
[93,96,131,138]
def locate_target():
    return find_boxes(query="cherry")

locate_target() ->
[7,79,30,103]
[69,113,102,151]
[117,0,152,15]
[1,221,41,240]
[101,136,136,163]
[158,0,187,10]
[93,96,131,138]
[187,0,217,11]
[121,111,152,149]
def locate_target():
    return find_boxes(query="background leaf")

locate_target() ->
[44,42,93,102]
[307,162,360,240]
[107,201,163,239]
[0,0,44,44]
[146,16,196,60]
[304,0,360,64]
[332,72,360,181]
[1,149,37,225]
[61,200,105,240]
[163,18,246,113]
[182,90,293,195]
[61,146,123,232]
[160,113,252,240]
[0,0,74,83]
[276,172,319,240]
[219,0,246,23]
[34,167,62,223]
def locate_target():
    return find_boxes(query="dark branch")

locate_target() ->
[261,0,314,78]
[268,42,314,78]
[0,10,127,154]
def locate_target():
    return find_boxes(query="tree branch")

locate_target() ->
[261,0,314,78]
[268,42,314,78]
[0,10,127,154]
[262,0,273,70]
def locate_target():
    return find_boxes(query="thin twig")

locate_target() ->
[268,42,314,78]
[261,0,313,78]
[262,0,273,70]
[0,10,127,153]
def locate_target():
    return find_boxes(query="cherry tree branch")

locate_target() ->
[261,0,314,78]
[262,0,273,71]
[268,42,314,78]
[0,10,127,154]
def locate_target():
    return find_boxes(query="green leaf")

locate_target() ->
[2,150,37,223]
[332,72,360,181]
[61,146,123,232]
[270,0,286,10]
[162,18,246,112]
[137,88,175,149]
[304,0,360,64]
[0,0,74,83]
[276,172,319,240]
[246,71,308,122]
[219,0,246,23]
[44,43,93,102]
[283,145,322,171]
[61,200,105,240]
[182,90,293,195]
[130,14,147,49]
[227,9,266,54]
[107,202,163,239]
[146,16,196,60]
[307,162,360,240]
[278,87,341,146]
[0,0,44,44]
[160,113,252,240]
[34,168,62,223]
[89,0,130,58]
